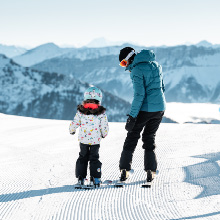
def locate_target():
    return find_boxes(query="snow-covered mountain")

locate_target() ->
[14,43,142,65]
[195,40,220,48]
[31,45,220,104]
[180,40,220,48]
[153,46,220,103]
[0,44,26,58]
[33,52,132,101]
[0,54,131,121]
[12,43,75,67]
[86,37,126,48]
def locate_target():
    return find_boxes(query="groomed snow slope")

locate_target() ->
[164,103,220,124]
[0,114,220,220]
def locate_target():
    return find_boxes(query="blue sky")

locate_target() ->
[0,0,220,47]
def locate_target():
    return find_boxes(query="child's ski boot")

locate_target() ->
[85,177,101,189]
[75,176,85,189]
[93,178,101,188]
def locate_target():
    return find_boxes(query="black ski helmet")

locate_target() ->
[119,47,136,62]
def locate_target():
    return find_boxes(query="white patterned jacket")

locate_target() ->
[69,109,109,145]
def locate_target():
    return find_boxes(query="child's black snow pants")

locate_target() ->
[119,111,164,172]
[75,143,102,178]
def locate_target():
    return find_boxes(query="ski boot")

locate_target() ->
[93,177,101,188]
[90,176,101,188]
[120,169,129,182]
[146,170,156,182]
[75,176,85,189]
[114,169,130,188]
[85,177,101,189]
[142,170,156,188]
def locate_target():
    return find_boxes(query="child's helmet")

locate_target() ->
[84,87,102,102]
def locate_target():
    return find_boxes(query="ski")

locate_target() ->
[114,180,126,188]
[74,184,83,189]
[74,178,89,189]
[75,179,113,190]
[84,179,113,189]
[141,181,153,188]
[102,180,113,185]
[84,183,95,189]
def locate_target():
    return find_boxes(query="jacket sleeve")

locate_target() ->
[129,68,145,118]
[69,111,81,134]
[100,113,109,138]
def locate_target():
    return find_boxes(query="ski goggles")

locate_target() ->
[119,50,135,67]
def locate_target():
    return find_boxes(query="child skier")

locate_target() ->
[69,86,109,187]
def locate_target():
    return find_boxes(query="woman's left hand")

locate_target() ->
[125,115,137,132]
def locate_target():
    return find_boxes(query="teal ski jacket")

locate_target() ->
[126,49,166,118]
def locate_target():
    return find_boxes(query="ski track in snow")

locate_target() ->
[0,114,220,220]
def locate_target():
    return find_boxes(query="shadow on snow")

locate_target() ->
[171,211,220,220]
[183,152,220,199]
[0,179,150,203]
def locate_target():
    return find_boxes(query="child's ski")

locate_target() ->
[85,179,113,189]
[74,184,83,189]
[75,179,113,190]
[102,180,113,185]
[74,178,89,189]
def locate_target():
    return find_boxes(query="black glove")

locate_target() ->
[125,115,137,132]
[70,132,75,135]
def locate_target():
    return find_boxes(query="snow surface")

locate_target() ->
[165,103,220,124]
[0,113,220,220]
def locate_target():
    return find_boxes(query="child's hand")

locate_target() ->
[70,132,75,135]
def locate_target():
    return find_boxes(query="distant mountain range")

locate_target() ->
[1,40,220,122]
[26,44,220,104]
[1,39,220,60]
[0,54,131,121]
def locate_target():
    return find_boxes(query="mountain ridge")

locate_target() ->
[30,45,220,104]
[0,54,131,121]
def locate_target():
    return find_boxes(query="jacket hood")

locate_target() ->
[126,49,156,71]
[77,104,106,115]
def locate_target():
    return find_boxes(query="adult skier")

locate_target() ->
[118,47,166,183]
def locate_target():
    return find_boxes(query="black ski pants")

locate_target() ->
[119,111,164,172]
[75,143,102,178]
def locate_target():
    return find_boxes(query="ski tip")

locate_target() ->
[142,184,151,188]
[103,180,113,184]
[114,183,124,188]
[115,185,124,188]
